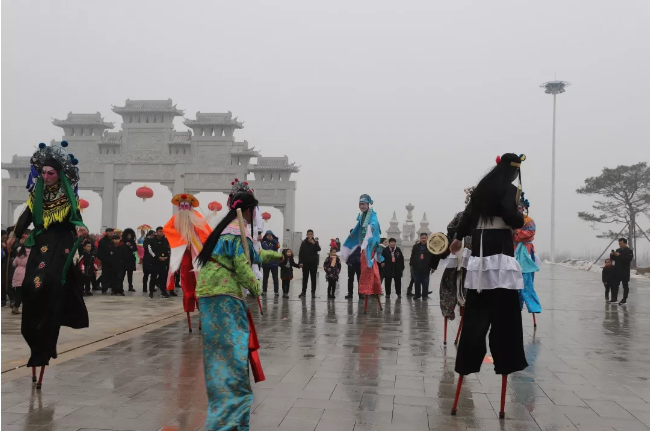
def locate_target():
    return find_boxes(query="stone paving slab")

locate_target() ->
[2,264,650,430]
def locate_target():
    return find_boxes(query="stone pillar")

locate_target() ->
[101,164,115,230]
[282,187,296,248]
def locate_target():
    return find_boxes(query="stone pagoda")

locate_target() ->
[385,212,402,246]
[417,213,432,238]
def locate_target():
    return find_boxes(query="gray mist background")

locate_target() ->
[2,0,649,260]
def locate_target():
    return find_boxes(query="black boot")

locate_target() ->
[299,290,306,298]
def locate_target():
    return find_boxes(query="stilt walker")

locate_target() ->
[195,192,282,430]
[163,193,213,332]
[341,194,384,314]
[449,154,529,419]
[513,192,542,326]
[7,141,90,390]
[438,187,474,346]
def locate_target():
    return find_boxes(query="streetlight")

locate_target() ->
[540,80,570,262]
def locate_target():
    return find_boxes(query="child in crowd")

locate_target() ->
[10,237,30,314]
[602,258,617,302]
[105,234,126,296]
[76,240,101,297]
[324,248,341,299]
[280,249,301,298]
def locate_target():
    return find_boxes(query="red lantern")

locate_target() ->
[136,185,154,202]
[261,212,271,221]
[79,199,89,212]
[208,201,222,214]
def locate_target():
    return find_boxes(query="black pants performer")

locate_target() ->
[347,263,361,297]
[109,270,124,294]
[455,289,528,376]
[263,267,279,293]
[384,276,402,296]
[301,264,318,294]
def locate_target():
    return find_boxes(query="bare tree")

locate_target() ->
[577,162,650,267]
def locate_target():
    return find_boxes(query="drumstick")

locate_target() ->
[236,209,264,315]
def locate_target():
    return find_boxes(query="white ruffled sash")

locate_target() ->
[440,248,471,269]
[465,254,523,291]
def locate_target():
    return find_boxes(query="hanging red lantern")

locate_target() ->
[208,201,222,214]
[79,199,89,212]
[136,185,154,202]
[261,212,271,221]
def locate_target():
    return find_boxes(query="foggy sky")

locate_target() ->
[2,0,649,259]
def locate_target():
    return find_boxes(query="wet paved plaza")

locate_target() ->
[2,264,650,430]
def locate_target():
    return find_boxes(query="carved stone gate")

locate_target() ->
[2,99,300,246]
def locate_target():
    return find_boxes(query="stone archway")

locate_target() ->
[116,183,173,231]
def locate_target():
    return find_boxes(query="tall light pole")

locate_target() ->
[540,80,570,262]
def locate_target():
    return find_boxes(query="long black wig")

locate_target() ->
[196,192,259,267]
[469,153,524,219]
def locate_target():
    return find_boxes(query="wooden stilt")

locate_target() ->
[376,295,383,311]
[451,374,464,415]
[454,316,464,346]
[499,374,507,419]
[196,300,202,331]
[444,317,448,345]
[364,295,369,314]
[533,313,537,328]
[36,366,45,390]
[187,312,192,333]
[32,367,37,383]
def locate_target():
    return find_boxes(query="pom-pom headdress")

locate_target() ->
[28,140,80,192]
[519,191,530,209]
[227,178,255,208]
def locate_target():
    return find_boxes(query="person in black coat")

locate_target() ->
[96,228,114,291]
[610,238,634,304]
[141,230,155,293]
[104,235,125,296]
[345,243,362,299]
[121,228,138,292]
[409,233,440,300]
[601,258,617,302]
[279,248,301,298]
[381,238,405,298]
[148,227,171,298]
[298,229,321,298]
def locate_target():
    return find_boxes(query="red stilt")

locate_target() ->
[36,366,45,390]
[257,297,264,315]
[454,315,464,346]
[499,374,507,419]
[444,317,448,345]
[364,295,369,314]
[32,367,36,383]
[187,312,192,333]
[532,313,537,328]
[451,374,464,415]
[376,295,383,311]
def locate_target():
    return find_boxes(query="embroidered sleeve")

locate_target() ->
[233,252,261,296]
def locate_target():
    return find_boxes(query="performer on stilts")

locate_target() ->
[341,194,384,313]
[513,192,541,326]
[438,187,474,346]
[7,141,89,390]
[449,153,528,419]
[163,193,213,332]
[195,191,282,430]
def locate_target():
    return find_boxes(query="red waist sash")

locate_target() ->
[246,309,265,383]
